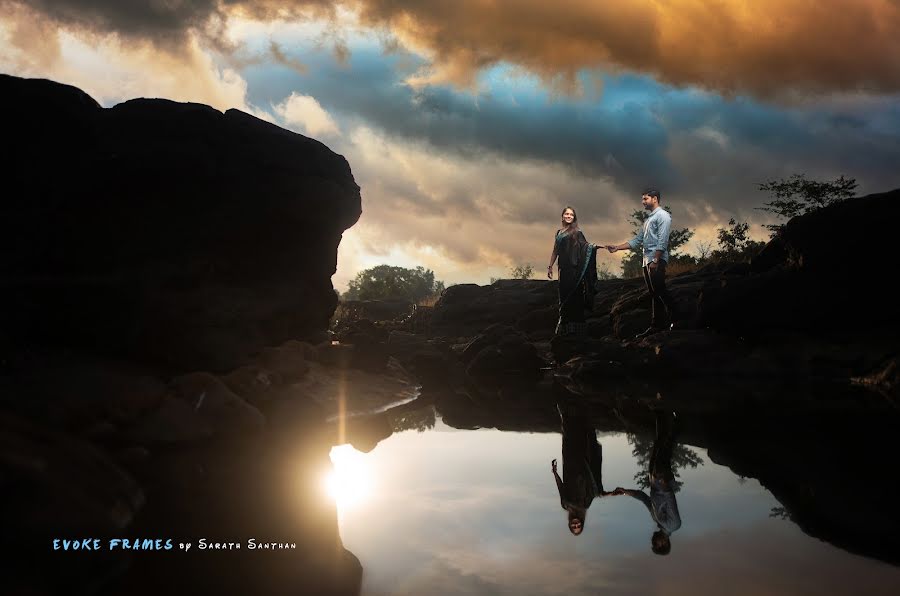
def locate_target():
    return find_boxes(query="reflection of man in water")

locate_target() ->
[614,410,681,554]
[551,403,613,535]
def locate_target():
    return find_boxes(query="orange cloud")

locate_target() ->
[6,1,899,99]
[354,0,900,98]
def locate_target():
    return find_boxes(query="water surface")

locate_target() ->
[328,408,900,596]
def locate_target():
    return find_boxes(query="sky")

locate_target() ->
[2,0,899,290]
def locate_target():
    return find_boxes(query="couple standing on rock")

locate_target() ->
[547,189,679,340]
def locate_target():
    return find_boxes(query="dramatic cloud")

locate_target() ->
[6,1,900,99]
[0,10,251,112]
[273,91,340,136]
[332,126,634,289]
[355,0,900,99]
[0,0,335,46]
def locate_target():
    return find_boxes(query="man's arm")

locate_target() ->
[607,227,643,253]
[612,487,652,511]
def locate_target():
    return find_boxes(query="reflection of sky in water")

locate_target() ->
[329,413,900,596]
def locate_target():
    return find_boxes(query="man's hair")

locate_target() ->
[643,188,661,202]
[651,530,671,555]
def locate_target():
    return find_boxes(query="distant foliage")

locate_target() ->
[343,265,445,303]
[621,207,695,278]
[756,174,857,237]
[509,264,535,279]
[597,261,617,280]
[696,240,713,261]
[712,218,766,263]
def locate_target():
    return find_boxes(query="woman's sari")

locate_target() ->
[554,228,598,337]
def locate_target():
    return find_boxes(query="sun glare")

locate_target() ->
[325,444,374,510]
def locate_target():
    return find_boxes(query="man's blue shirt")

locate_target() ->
[628,207,672,265]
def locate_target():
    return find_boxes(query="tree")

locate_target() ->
[717,218,751,252]
[343,265,445,303]
[696,240,714,261]
[621,207,695,278]
[509,264,534,279]
[756,174,857,237]
[627,432,704,493]
[710,218,766,263]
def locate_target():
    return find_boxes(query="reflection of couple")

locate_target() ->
[551,406,681,555]
[551,403,611,535]
[547,189,678,340]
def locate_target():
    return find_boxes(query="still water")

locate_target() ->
[327,407,900,596]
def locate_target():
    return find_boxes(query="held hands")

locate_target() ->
[612,487,626,495]
[606,244,619,253]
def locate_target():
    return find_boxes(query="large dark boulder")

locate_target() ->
[748,189,900,338]
[0,74,361,373]
[430,279,558,337]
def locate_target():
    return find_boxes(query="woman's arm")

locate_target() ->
[552,459,565,505]
[548,232,559,278]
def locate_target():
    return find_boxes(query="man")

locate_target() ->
[606,189,678,339]
[612,409,681,556]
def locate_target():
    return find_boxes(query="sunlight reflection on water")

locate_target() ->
[326,444,374,511]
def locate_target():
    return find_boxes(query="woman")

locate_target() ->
[551,402,612,535]
[547,206,600,337]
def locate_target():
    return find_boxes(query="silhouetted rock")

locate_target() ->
[0,74,361,373]
[464,325,544,391]
[749,189,900,336]
[431,280,558,337]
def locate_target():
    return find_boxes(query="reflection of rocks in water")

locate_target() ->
[4,411,146,593]
[5,404,361,595]
[2,339,370,595]
[94,423,362,595]
[693,408,900,566]
[382,376,900,568]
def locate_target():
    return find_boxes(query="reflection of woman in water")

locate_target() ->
[547,207,600,338]
[614,410,682,554]
[551,403,612,535]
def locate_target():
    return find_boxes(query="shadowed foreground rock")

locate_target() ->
[0,73,361,373]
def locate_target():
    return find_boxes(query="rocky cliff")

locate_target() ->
[1,74,361,373]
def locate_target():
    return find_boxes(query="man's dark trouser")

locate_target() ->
[642,261,677,329]
[649,409,676,484]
